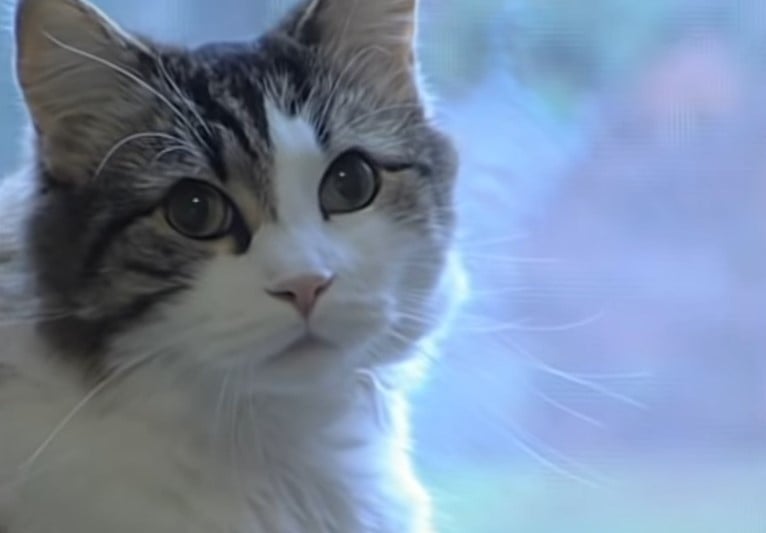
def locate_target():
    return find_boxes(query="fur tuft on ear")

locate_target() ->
[15,0,154,182]
[285,0,420,96]
[15,0,150,129]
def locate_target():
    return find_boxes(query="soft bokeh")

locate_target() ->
[1,1,764,531]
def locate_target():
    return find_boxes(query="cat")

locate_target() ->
[0,0,464,532]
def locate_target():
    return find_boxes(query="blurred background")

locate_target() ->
[1,1,765,531]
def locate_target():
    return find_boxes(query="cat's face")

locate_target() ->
[14,0,459,391]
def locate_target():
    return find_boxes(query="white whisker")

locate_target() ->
[532,389,606,429]
[18,343,171,472]
[94,131,185,179]
[156,56,213,138]
[42,33,210,152]
[463,310,607,334]
[511,342,648,410]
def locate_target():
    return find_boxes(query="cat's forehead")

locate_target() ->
[143,36,433,215]
[157,35,425,162]
[162,37,312,150]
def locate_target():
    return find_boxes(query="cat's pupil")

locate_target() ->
[177,194,209,231]
[164,180,230,239]
[333,165,368,202]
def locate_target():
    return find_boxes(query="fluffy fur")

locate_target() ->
[0,0,462,531]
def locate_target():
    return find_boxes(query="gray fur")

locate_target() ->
[11,0,457,367]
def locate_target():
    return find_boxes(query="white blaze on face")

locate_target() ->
[254,101,334,285]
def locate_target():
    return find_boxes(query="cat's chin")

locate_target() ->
[261,331,337,367]
[199,325,370,394]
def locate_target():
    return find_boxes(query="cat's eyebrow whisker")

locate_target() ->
[155,56,213,139]
[149,144,200,167]
[94,131,188,179]
[42,32,211,152]
[336,103,424,136]
[315,44,383,129]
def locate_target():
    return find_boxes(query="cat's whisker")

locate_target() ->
[94,131,186,179]
[464,286,608,298]
[568,371,654,382]
[215,369,234,442]
[455,234,531,249]
[18,313,261,470]
[156,56,214,138]
[336,103,424,136]
[459,253,563,265]
[532,389,606,429]
[316,45,383,129]
[509,341,648,410]
[230,369,248,478]
[498,417,608,488]
[150,144,199,166]
[42,32,211,152]
[18,342,176,473]
[459,309,607,335]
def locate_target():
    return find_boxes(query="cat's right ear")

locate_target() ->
[281,0,421,102]
[15,0,152,181]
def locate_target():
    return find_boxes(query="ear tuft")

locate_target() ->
[287,0,419,69]
[14,0,156,183]
[15,0,149,134]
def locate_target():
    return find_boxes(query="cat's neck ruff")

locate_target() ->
[0,330,432,533]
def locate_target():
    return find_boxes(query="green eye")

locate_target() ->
[164,179,233,239]
[319,150,380,216]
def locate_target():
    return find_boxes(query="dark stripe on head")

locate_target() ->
[226,73,269,143]
[193,43,270,135]
[198,126,229,182]
[186,72,257,161]
[259,34,314,117]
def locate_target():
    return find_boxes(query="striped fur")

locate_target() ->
[0,0,462,531]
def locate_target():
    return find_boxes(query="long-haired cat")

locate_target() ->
[0,0,462,531]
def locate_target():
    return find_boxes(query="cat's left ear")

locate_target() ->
[15,0,150,132]
[15,0,154,183]
[284,0,420,93]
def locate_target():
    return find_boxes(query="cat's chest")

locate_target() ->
[0,374,367,533]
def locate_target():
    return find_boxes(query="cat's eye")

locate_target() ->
[319,150,380,216]
[164,179,233,240]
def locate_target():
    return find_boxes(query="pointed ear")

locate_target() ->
[15,0,154,181]
[286,0,419,77]
[15,0,149,132]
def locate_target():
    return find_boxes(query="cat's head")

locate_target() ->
[14,0,461,392]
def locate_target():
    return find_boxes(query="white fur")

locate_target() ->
[0,105,464,532]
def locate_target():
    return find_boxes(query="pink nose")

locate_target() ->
[267,274,334,318]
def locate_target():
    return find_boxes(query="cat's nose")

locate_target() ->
[267,273,334,318]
